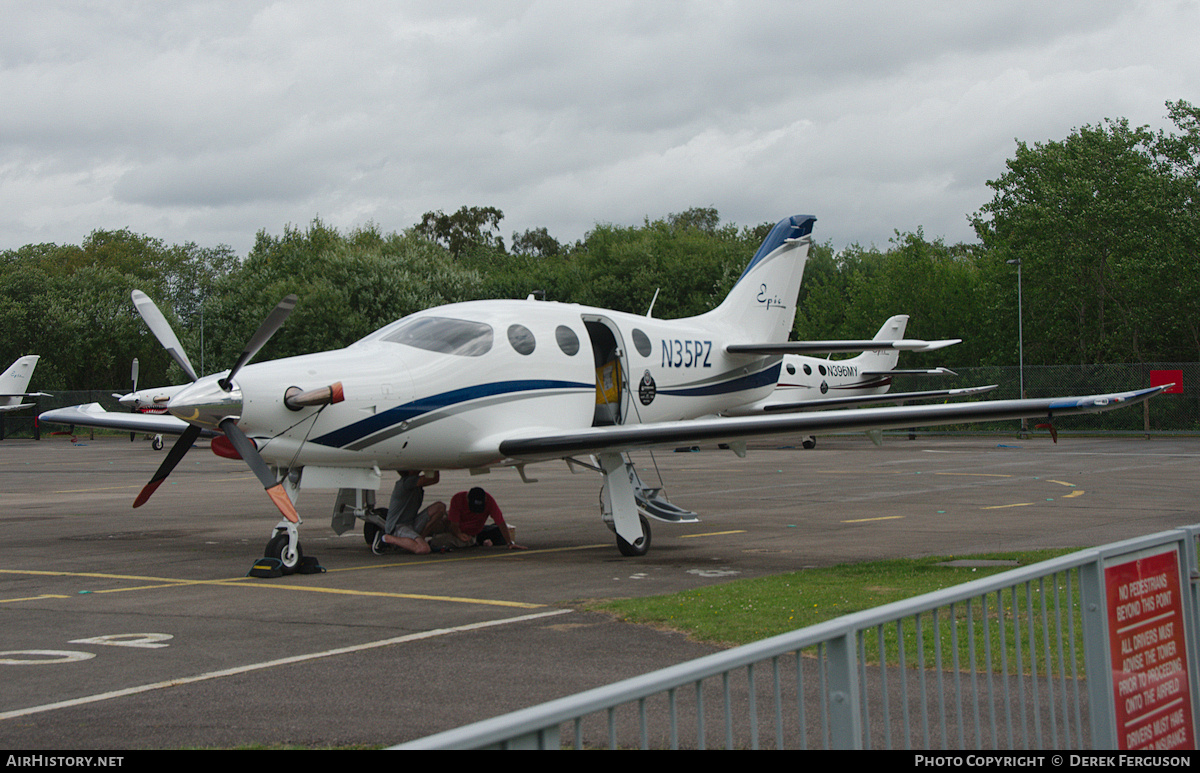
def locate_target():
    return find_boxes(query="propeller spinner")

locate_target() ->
[129,291,301,523]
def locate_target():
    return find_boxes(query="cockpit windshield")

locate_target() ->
[369,316,494,357]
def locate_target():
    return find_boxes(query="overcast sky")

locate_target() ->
[2,1,1196,257]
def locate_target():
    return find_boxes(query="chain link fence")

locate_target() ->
[922,362,1197,434]
[1,364,1197,440]
[0,390,119,440]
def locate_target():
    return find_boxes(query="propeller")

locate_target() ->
[219,418,298,522]
[132,424,202,507]
[127,358,139,442]
[112,358,139,401]
[131,291,198,382]
[129,291,300,523]
[220,295,297,391]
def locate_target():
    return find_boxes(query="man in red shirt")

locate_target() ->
[447,487,526,550]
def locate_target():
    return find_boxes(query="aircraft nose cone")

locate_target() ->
[167,376,243,429]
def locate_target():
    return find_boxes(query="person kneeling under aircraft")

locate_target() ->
[436,486,526,550]
[373,470,447,555]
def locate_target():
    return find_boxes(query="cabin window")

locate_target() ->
[631,328,652,358]
[555,325,580,356]
[508,324,536,355]
[803,364,812,376]
[818,364,827,376]
[377,316,493,357]
[786,363,796,375]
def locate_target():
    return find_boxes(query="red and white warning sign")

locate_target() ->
[1105,546,1195,750]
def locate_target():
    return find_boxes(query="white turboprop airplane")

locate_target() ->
[0,355,47,412]
[727,314,998,447]
[110,359,188,449]
[39,214,1165,566]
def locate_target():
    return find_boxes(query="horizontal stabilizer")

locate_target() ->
[727,338,962,356]
[862,368,958,377]
[761,384,998,413]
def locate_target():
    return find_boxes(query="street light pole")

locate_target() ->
[1006,258,1025,436]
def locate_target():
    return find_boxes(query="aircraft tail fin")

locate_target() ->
[697,214,815,342]
[0,355,39,408]
[851,315,909,373]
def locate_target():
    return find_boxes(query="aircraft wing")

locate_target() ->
[862,368,957,377]
[727,339,961,355]
[759,384,998,413]
[37,403,214,436]
[497,386,1164,462]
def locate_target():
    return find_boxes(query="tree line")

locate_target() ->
[3,100,1197,392]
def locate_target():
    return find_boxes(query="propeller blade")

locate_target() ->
[131,358,139,392]
[133,424,202,508]
[131,291,198,382]
[220,295,297,390]
[218,418,299,523]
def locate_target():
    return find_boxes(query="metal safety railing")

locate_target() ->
[397,526,1200,749]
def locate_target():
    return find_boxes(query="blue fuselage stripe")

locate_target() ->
[658,363,782,398]
[312,379,591,448]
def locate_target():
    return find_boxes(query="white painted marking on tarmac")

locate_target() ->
[0,609,570,720]
[0,650,95,665]
[687,568,740,578]
[69,633,173,649]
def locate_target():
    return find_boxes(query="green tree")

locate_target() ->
[511,226,563,259]
[972,107,1197,365]
[201,220,485,369]
[417,206,506,257]
[566,211,762,319]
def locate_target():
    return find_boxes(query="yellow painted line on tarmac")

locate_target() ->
[843,515,905,523]
[327,543,610,573]
[678,530,746,539]
[1063,490,1085,498]
[1047,480,1077,487]
[0,568,543,609]
[54,476,259,495]
[244,584,543,607]
[982,502,1035,510]
[934,472,1013,477]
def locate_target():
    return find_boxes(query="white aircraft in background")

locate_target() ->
[727,314,997,447]
[110,358,189,449]
[39,214,1165,567]
[0,355,48,412]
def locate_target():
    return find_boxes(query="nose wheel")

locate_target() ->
[264,526,303,571]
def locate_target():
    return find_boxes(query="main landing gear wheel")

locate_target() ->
[265,530,303,571]
[616,515,652,557]
[801,436,816,450]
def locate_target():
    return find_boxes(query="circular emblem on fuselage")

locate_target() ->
[639,370,657,405]
[820,380,829,394]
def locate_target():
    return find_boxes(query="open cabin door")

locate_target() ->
[583,316,629,427]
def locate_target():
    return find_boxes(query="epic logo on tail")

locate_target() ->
[0,355,43,412]
[697,215,815,343]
